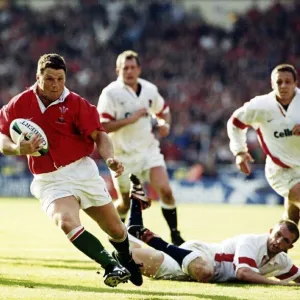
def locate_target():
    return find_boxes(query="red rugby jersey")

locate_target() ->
[0,86,104,174]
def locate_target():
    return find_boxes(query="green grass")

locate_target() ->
[0,198,299,300]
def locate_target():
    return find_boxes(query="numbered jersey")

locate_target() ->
[98,78,169,154]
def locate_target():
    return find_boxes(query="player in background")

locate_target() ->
[0,53,143,288]
[97,50,185,245]
[227,64,300,225]
[127,174,300,285]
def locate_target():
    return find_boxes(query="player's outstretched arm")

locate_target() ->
[0,132,20,155]
[236,267,299,286]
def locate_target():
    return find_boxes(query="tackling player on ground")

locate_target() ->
[127,174,300,285]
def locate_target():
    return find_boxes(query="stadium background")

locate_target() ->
[1,0,298,205]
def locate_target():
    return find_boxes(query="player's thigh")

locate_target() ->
[149,166,171,192]
[46,196,81,226]
[131,247,164,278]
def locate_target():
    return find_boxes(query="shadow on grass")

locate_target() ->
[0,256,96,271]
[0,277,249,300]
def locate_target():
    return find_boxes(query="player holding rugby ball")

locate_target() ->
[0,53,143,288]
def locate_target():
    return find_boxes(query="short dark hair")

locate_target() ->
[278,219,299,243]
[116,50,140,69]
[37,53,67,75]
[271,64,297,81]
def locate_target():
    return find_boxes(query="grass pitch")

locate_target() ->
[0,198,299,300]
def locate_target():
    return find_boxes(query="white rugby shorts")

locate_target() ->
[128,233,189,280]
[156,241,214,281]
[30,156,112,212]
[111,142,166,193]
[154,252,190,280]
[265,156,300,198]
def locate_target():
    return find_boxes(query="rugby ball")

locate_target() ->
[9,118,48,156]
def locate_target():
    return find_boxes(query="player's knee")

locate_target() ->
[52,212,78,232]
[109,223,127,240]
[159,186,174,203]
[118,193,131,211]
[188,258,214,283]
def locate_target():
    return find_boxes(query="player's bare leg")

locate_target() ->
[287,183,300,224]
[114,190,131,222]
[150,166,185,245]
[131,247,164,278]
[127,183,213,283]
[47,197,130,287]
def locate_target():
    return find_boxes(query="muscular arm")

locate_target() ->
[236,267,297,286]
[0,132,42,156]
[0,133,19,155]
[90,130,115,161]
[90,129,124,177]
[102,118,133,133]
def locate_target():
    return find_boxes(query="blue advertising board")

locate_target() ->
[0,157,283,205]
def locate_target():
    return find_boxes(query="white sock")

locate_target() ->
[67,225,85,242]
[160,201,176,210]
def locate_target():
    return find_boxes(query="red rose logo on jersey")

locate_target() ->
[57,106,69,123]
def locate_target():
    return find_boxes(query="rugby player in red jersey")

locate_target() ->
[0,53,143,288]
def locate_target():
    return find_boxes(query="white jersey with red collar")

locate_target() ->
[97,78,169,155]
[182,233,300,283]
[227,88,300,168]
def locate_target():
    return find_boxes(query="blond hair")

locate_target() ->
[116,50,140,69]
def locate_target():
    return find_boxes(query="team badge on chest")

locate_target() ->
[57,105,69,123]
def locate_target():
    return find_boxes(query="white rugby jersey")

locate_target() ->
[227,88,300,168]
[182,234,300,283]
[97,78,169,154]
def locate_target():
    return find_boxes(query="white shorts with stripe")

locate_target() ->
[30,157,112,212]
[111,141,166,193]
[265,156,300,198]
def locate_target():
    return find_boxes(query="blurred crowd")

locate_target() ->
[1,0,300,177]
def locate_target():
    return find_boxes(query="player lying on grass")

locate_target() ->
[127,174,300,285]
